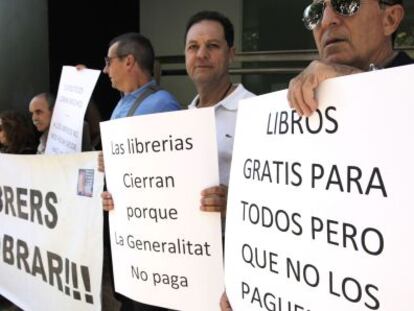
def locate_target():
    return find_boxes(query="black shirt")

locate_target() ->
[385,51,414,68]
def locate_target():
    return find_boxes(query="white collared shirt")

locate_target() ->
[37,131,48,154]
[189,84,255,185]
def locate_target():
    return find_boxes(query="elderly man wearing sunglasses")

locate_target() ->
[288,0,413,116]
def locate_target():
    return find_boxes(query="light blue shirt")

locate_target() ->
[110,80,181,120]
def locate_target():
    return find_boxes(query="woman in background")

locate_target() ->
[0,110,37,310]
[0,111,37,154]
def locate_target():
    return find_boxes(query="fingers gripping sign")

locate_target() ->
[200,185,228,216]
[220,291,233,311]
[101,191,114,211]
[287,60,361,117]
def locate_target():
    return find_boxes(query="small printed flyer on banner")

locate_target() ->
[45,66,100,154]
[225,64,414,311]
[0,152,104,311]
[100,108,224,311]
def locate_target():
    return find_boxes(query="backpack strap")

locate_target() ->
[126,84,162,117]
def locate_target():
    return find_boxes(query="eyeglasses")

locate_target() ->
[302,0,396,30]
[104,55,127,66]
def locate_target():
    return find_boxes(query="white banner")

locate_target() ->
[100,108,224,311]
[225,64,414,311]
[46,66,100,154]
[0,152,104,311]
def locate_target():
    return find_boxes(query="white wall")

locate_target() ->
[140,0,243,106]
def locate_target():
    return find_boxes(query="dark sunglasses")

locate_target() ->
[302,0,396,30]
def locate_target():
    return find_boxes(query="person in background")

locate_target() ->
[0,110,36,309]
[28,92,55,154]
[0,110,37,154]
[28,92,92,154]
[85,99,102,149]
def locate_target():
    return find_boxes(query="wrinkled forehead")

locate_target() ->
[30,96,50,111]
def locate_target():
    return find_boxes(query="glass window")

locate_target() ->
[396,2,414,49]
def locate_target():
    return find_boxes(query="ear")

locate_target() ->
[125,54,136,69]
[383,4,404,37]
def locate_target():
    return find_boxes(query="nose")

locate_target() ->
[196,45,208,59]
[103,64,109,74]
[320,2,341,28]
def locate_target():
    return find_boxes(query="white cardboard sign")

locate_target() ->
[225,64,414,311]
[46,66,100,154]
[100,108,224,311]
[0,152,104,310]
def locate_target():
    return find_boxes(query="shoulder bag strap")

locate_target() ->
[126,84,162,117]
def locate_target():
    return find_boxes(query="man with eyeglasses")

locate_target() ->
[99,32,180,311]
[288,0,413,116]
[98,33,181,172]
[103,32,180,119]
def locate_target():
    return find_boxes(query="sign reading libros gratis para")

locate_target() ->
[225,64,414,311]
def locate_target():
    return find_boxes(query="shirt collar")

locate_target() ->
[189,84,239,111]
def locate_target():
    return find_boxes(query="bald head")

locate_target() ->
[29,93,54,132]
